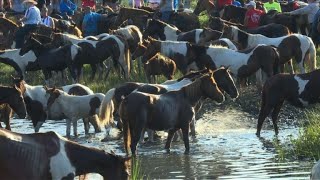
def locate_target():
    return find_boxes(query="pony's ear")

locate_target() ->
[43,85,49,91]
[110,150,116,155]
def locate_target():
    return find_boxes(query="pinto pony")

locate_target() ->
[144,19,222,44]
[222,25,316,74]
[191,44,280,84]
[120,73,225,155]
[0,129,131,179]
[256,69,320,137]
[143,53,176,83]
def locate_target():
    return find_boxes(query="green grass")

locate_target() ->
[131,158,147,180]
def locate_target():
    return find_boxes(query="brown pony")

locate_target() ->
[0,84,26,130]
[193,0,216,16]
[0,129,131,179]
[120,73,225,155]
[256,69,320,137]
[143,53,176,83]
[222,5,247,24]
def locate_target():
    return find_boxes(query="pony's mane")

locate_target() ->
[182,75,203,99]
[59,32,82,40]
[0,17,18,28]
[208,44,228,49]
[151,19,179,31]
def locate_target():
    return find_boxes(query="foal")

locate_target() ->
[120,73,225,155]
[256,69,320,137]
[0,129,131,179]
[45,88,106,138]
[143,53,176,83]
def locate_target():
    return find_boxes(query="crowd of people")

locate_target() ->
[1,0,320,47]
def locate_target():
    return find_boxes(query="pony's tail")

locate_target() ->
[124,41,131,79]
[308,38,317,71]
[272,47,281,75]
[119,97,131,155]
[99,88,116,128]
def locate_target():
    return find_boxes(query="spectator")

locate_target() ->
[41,6,55,28]
[263,0,282,12]
[233,0,242,7]
[82,0,96,10]
[159,0,173,22]
[287,0,319,26]
[244,1,265,29]
[60,0,77,16]
[15,0,41,48]
[217,0,232,11]
[10,0,24,13]
[133,0,144,8]
[82,6,101,36]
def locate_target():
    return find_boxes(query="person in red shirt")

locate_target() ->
[217,0,232,11]
[244,1,265,29]
[82,0,95,10]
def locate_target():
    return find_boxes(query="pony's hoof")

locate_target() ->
[256,132,261,137]
[184,150,190,155]
[165,149,170,154]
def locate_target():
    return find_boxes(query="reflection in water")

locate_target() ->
[8,108,312,179]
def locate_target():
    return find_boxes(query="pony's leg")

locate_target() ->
[256,105,272,137]
[279,64,285,73]
[147,129,155,142]
[298,61,306,74]
[139,128,146,143]
[60,71,66,85]
[83,118,90,135]
[66,119,72,138]
[165,129,178,153]
[287,60,295,74]
[90,64,97,80]
[181,125,190,154]
[255,69,263,92]
[73,119,78,137]
[271,101,284,136]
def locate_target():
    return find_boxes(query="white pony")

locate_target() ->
[228,25,316,73]
[45,88,108,138]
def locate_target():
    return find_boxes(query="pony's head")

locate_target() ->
[19,35,40,56]
[208,17,225,32]
[200,72,225,103]
[213,67,239,99]
[7,85,27,119]
[44,86,61,110]
[198,28,222,44]
[131,41,147,60]
[141,37,160,63]
[143,19,163,39]
[11,75,26,95]
[194,0,214,15]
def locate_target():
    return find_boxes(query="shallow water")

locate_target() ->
[8,108,313,179]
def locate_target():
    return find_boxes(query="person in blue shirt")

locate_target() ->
[15,0,41,48]
[82,6,101,37]
[60,0,77,16]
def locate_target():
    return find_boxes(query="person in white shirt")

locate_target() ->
[41,6,55,28]
[287,0,319,25]
[15,0,41,48]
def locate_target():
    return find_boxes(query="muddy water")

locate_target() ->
[9,108,313,179]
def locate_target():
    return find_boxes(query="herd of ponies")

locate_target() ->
[1,2,320,178]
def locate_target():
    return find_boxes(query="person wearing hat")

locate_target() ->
[15,0,41,48]
[244,1,265,29]
[82,6,101,37]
